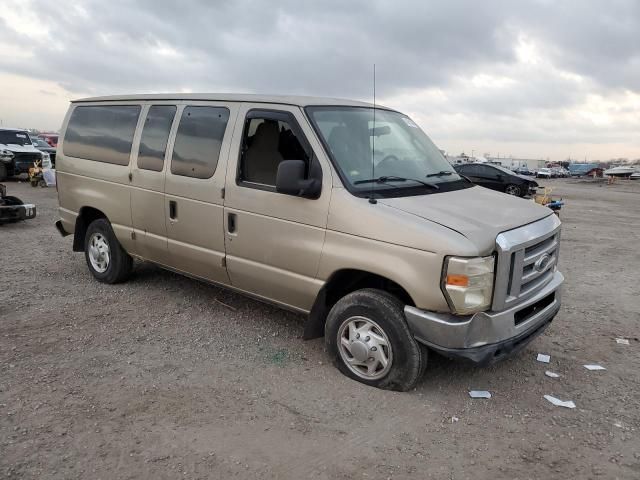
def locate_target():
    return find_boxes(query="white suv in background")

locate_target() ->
[537,168,552,179]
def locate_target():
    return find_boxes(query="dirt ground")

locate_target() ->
[1,177,639,479]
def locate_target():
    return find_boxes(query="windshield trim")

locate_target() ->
[304,105,470,199]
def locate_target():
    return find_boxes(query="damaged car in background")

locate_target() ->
[454,163,539,197]
[0,128,51,181]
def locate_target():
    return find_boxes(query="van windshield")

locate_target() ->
[306,106,466,197]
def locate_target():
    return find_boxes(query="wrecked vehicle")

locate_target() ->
[55,94,563,391]
[0,128,51,181]
[0,184,36,223]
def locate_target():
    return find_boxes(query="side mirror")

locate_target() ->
[276,160,321,198]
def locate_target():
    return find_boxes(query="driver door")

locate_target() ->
[222,104,333,311]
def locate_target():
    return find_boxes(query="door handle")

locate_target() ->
[169,200,177,220]
[227,213,237,233]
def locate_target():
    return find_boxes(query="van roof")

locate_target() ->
[72,93,394,110]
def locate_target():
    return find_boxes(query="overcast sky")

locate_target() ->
[1,0,639,161]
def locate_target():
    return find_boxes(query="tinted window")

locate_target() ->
[171,106,229,179]
[137,105,176,172]
[479,165,499,178]
[461,164,478,175]
[0,130,32,146]
[240,116,309,186]
[64,105,141,165]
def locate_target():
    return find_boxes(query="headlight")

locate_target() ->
[0,149,14,159]
[442,255,495,314]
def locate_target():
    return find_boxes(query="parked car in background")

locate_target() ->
[0,128,51,181]
[514,167,533,176]
[453,163,538,197]
[31,137,56,167]
[39,133,59,147]
[537,168,553,179]
[551,167,568,178]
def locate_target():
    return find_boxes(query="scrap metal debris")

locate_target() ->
[537,353,551,363]
[545,371,560,378]
[469,390,491,399]
[584,364,606,371]
[544,395,576,409]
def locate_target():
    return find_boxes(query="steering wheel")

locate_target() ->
[376,155,400,172]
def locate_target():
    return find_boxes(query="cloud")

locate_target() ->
[0,0,638,159]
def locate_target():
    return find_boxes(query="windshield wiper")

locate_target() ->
[354,176,439,189]
[426,170,454,178]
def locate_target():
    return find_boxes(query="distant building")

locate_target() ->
[443,152,546,171]
[484,156,546,171]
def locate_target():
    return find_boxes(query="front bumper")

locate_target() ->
[0,203,36,222]
[405,271,563,365]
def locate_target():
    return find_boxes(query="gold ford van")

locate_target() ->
[55,94,563,391]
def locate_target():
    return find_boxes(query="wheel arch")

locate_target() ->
[72,206,108,252]
[304,269,415,340]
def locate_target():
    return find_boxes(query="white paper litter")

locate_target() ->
[537,353,550,363]
[545,371,560,378]
[469,390,491,399]
[544,395,576,409]
[583,364,606,371]
[615,338,630,345]
[451,416,459,423]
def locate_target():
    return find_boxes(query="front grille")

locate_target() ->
[493,215,561,311]
[13,152,42,165]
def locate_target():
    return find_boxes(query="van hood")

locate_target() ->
[378,185,552,253]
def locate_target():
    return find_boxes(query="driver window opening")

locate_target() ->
[239,116,309,187]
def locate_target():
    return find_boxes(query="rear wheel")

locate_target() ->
[505,184,521,196]
[84,218,133,283]
[0,164,7,181]
[325,289,426,391]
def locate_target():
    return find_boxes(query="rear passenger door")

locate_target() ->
[163,102,238,284]
[223,105,332,311]
[130,103,178,264]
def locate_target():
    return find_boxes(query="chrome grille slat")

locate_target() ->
[493,215,562,311]
[523,239,558,265]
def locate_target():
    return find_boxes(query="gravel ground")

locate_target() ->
[1,178,639,479]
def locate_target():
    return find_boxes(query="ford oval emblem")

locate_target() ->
[534,253,552,273]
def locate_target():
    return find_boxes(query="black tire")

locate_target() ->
[325,288,426,391]
[84,218,133,284]
[0,163,7,181]
[505,184,521,196]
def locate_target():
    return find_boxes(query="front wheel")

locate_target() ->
[325,289,426,391]
[84,218,133,283]
[505,184,521,196]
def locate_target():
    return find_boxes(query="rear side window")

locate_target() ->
[64,105,141,165]
[137,105,176,172]
[171,106,229,179]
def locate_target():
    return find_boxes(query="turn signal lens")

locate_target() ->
[446,274,469,287]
